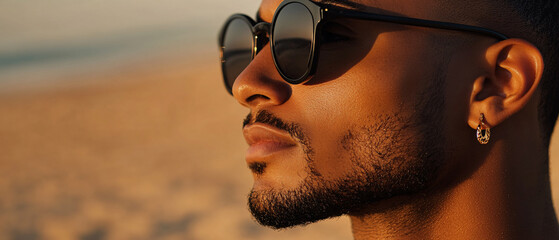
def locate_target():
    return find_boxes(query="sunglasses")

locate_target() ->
[218,0,509,94]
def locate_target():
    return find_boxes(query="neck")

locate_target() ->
[349,136,559,240]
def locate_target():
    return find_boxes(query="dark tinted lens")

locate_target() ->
[222,18,253,90]
[273,3,314,80]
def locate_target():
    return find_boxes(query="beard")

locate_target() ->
[245,73,447,229]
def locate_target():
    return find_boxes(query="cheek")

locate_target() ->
[285,84,374,178]
[288,33,445,178]
[287,73,397,178]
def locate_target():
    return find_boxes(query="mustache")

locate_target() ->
[243,110,306,143]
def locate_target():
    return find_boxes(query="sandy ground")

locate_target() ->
[0,52,557,240]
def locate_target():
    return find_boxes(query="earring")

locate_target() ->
[476,113,490,144]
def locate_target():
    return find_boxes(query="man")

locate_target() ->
[218,0,559,238]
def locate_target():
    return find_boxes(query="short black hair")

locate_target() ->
[503,0,559,143]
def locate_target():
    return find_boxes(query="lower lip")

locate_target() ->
[246,141,296,161]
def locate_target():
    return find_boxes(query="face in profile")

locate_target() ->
[221,0,486,229]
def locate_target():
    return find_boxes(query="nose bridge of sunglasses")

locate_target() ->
[254,22,270,37]
[254,22,271,54]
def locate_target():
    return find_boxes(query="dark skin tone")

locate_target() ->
[232,0,559,238]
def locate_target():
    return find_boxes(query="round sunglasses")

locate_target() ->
[218,0,509,94]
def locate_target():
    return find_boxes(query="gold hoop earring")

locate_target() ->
[476,113,490,144]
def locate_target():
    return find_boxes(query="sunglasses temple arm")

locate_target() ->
[331,10,509,41]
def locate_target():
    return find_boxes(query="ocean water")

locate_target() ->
[0,0,259,87]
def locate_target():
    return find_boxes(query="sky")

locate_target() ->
[0,0,259,87]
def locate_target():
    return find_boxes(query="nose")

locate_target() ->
[232,44,292,109]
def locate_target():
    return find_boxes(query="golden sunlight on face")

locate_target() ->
[231,0,484,228]
[238,0,452,191]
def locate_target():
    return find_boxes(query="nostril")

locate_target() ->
[246,94,270,103]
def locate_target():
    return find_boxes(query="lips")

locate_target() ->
[243,123,298,163]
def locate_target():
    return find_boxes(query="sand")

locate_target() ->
[0,52,557,240]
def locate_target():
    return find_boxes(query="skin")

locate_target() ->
[231,0,559,239]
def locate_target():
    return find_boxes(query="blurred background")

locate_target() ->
[0,1,557,239]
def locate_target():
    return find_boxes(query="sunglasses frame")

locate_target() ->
[219,0,509,94]
[219,15,261,94]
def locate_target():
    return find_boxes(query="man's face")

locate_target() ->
[233,0,480,228]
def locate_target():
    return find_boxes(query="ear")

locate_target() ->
[467,39,544,129]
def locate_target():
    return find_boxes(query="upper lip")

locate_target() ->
[243,123,297,147]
